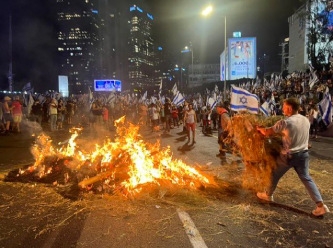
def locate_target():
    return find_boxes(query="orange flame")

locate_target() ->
[30,116,214,194]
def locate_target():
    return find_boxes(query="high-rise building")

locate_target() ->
[56,0,100,94]
[127,4,155,92]
[97,1,130,88]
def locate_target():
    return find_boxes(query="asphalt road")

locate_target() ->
[0,121,332,248]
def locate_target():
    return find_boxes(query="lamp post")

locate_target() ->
[181,45,193,90]
[201,5,227,100]
[223,16,227,100]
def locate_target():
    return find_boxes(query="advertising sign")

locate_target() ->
[228,37,257,80]
[94,79,122,92]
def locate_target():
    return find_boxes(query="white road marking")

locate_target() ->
[177,209,208,248]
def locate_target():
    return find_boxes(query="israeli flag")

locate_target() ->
[172,92,185,106]
[260,101,270,116]
[318,93,332,126]
[230,85,259,114]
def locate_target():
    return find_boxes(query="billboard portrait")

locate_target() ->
[94,79,122,92]
[228,37,257,80]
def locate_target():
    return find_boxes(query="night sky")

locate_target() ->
[0,0,305,92]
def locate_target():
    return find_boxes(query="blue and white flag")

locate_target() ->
[172,83,178,96]
[318,93,332,126]
[172,92,185,106]
[140,91,147,103]
[27,93,34,115]
[22,82,33,93]
[259,101,270,116]
[230,85,259,114]
[158,80,163,99]
[214,84,219,94]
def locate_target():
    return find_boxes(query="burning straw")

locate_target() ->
[5,116,215,198]
[225,113,284,192]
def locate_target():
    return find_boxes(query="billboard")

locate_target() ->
[94,79,122,92]
[228,37,257,80]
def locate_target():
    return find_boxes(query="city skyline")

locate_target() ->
[0,0,305,92]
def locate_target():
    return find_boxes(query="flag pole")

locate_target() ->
[8,15,13,92]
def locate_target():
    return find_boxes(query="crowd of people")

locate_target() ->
[0,69,332,137]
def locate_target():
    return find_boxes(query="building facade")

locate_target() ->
[188,64,220,88]
[288,4,308,72]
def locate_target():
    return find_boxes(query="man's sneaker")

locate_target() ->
[256,192,274,202]
[312,204,330,216]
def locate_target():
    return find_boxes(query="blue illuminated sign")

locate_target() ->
[94,79,122,92]
[137,7,143,12]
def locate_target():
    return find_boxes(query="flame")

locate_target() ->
[28,116,214,195]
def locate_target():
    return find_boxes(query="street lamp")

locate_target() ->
[201,5,227,100]
[181,44,193,90]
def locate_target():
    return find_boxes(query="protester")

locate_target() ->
[57,99,66,130]
[102,105,109,130]
[0,100,5,132]
[139,103,148,126]
[49,98,58,132]
[171,106,179,128]
[2,96,13,135]
[150,103,159,132]
[184,103,197,144]
[308,103,320,139]
[216,101,231,158]
[90,99,103,127]
[30,99,43,126]
[66,98,75,125]
[11,96,23,133]
[256,97,330,216]
[164,98,172,133]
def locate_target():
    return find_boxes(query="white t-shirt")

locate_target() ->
[273,114,309,154]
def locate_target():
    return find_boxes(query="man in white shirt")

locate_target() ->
[256,97,329,217]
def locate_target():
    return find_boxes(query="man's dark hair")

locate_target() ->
[283,98,300,111]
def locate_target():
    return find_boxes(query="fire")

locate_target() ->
[26,116,213,195]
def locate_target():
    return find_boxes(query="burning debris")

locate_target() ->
[4,117,214,199]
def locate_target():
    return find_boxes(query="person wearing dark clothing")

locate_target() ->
[216,101,231,158]
[30,99,43,126]
[164,98,172,133]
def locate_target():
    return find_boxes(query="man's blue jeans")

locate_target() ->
[267,151,323,203]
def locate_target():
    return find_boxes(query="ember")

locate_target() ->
[5,117,214,198]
